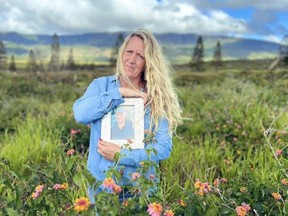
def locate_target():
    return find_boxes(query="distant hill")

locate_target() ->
[0,31,280,65]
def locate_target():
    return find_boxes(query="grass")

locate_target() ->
[0,67,288,215]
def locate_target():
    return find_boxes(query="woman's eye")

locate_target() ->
[138,55,145,60]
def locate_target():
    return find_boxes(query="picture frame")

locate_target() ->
[101,98,144,149]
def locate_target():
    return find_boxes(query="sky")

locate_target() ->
[1,0,288,43]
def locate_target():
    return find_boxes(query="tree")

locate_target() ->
[0,41,7,70]
[192,36,204,71]
[9,55,17,71]
[66,48,76,70]
[268,35,288,71]
[110,33,124,67]
[212,40,222,70]
[49,33,60,72]
[279,35,288,66]
[27,49,38,72]
[34,47,46,72]
[38,61,45,73]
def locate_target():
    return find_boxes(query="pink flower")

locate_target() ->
[31,184,44,199]
[194,179,212,196]
[103,177,116,189]
[214,178,228,186]
[147,202,163,216]
[70,129,81,137]
[31,192,40,199]
[272,192,282,200]
[213,178,220,187]
[177,199,186,207]
[164,209,174,216]
[276,149,282,157]
[281,179,288,186]
[35,185,44,193]
[122,200,129,206]
[131,172,140,180]
[67,149,76,156]
[112,184,122,194]
[73,197,90,212]
[220,178,228,183]
[53,184,62,190]
[150,174,155,179]
[240,187,248,193]
[236,202,251,216]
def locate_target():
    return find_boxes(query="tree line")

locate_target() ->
[0,34,88,73]
[0,33,287,72]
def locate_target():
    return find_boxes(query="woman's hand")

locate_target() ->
[119,87,148,104]
[97,139,121,161]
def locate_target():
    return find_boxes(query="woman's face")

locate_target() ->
[115,112,126,124]
[122,36,146,81]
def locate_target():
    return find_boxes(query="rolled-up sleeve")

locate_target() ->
[119,118,172,167]
[73,77,124,125]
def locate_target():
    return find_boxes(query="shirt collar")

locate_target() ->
[109,75,118,83]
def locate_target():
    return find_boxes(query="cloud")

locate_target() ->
[0,0,286,43]
[0,0,248,35]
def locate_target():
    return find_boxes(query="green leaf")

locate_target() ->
[113,152,120,162]
[73,172,83,187]
[6,208,20,216]
[67,158,74,170]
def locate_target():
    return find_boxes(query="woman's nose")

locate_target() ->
[128,53,136,64]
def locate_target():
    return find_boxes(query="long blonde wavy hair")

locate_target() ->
[115,28,182,134]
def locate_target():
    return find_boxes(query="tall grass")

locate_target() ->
[0,69,287,215]
[0,112,61,172]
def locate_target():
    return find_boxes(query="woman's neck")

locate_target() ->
[119,76,144,90]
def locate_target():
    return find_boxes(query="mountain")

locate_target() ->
[0,32,280,65]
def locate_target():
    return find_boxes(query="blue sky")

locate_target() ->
[223,8,253,21]
[0,0,287,43]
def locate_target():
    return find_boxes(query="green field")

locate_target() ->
[0,66,288,215]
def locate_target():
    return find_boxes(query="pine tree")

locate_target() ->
[192,36,204,71]
[0,41,7,70]
[38,61,45,73]
[110,33,124,67]
[67,48,76,70]
[49,33,60,72]
[27,50,38,72]
[212,40,222,70]
[279,35,288,66]
[9,55,17,71]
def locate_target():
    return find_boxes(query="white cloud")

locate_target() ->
[0,0,286,42]
[264,35,282,43]
[0,0,248,35]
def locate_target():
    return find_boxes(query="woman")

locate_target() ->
[73,28,182,203]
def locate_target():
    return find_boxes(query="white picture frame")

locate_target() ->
[101,98,144,149]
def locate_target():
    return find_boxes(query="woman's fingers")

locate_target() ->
[140,92,148,104]
[119,87,147,99]
[97,140,120,161]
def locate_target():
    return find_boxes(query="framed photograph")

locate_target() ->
[101,98,144,149]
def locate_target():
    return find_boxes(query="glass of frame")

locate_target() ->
[101,98,144,149]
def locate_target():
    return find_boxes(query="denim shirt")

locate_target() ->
[73,75,172,192]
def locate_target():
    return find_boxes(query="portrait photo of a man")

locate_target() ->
[111,106,135,140]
